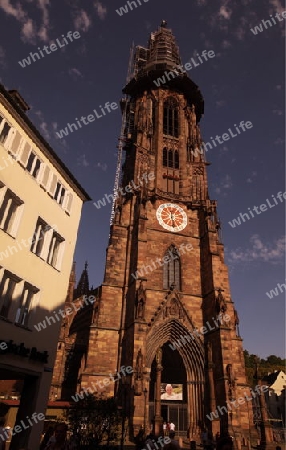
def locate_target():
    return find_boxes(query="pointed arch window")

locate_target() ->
[162,148,180,169]
[163,97,179,137]
[163,245,181,290]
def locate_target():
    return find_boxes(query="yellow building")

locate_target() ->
[0,84,90,450]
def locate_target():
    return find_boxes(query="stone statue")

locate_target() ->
[137,91,148,132]
[156,347,162,366]
[136,349,143,379]
[134,349,143,395]
[234,309,240,336]
[226,363,236,399]
[216,289,227,314]
[136,281,146,320]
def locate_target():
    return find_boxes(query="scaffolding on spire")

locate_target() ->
[109,43,135,226]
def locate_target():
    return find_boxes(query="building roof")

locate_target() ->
[0,83,91,202]
[262,370,286,386]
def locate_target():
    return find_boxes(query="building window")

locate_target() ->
[47,231,64,269]
[31,218,64,269]
[163,148,179,169]
[0,122,11,144]
[54,182,66,206]
[30,218,50,257]
[0,188,23,237]
[15,282,39,327]
[163,97,179,137]
[163,245,181,290]
[0,270,21,320]
[26,151,42,179]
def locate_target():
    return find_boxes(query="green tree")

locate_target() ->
[244,350,286,385]
[66,394,122,447]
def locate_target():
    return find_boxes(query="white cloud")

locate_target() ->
[272,109,283,115]
[229,235,285,264]
[274,137,285,145]
[215,174,233,195]
[219,145,229,156]
[22,18,36,42]
[94,1,107,20]
[246,171,257,183]
[268,0,284,15]
[39,121,50,140]
[95,162,107,171]
[36,0,50,42]
[221,39,232,49]
[77,154,90,167]
[219,5,232,19]
[68,68,83,79]
[216,100,226,108]
[73,9,92,32]
[0,0,51,43]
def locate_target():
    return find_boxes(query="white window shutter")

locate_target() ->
[48,173,57,196]
[40,165,50,189]
[19,142,31,167]
[65,192,73,214]
[8,130,22,157]
[41,227,53,261]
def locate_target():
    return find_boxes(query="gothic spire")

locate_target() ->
[124,22,204,122]
[75,261,89,298]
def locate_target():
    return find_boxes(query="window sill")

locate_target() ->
[0,315,13,323]
[0,227,16,239]
[30,250,61,272]
[14,322,32,332]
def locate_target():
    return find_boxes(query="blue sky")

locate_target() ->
[0,0,285,358]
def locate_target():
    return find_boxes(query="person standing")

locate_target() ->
[164,431,180,449]
[163,422,168,436]
[43,423,76,450]
[169,422,175,432]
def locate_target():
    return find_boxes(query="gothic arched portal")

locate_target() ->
[146,319,205,437]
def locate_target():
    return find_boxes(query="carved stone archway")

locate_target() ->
[145,318,205,437]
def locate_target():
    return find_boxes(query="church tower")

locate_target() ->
[81,22,257,446]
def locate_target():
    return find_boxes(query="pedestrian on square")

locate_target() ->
[163,422,168,436]
[216,436,233,450]
[43,423,77,450]
[164,431,180,450]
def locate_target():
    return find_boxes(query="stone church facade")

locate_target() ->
[51,22,263,447]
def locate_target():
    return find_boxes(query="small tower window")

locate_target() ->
[163,97,179,137]
[163,245,181,290]
[162,148,180,169]
[163,148,168,166]
[174,150,179,169]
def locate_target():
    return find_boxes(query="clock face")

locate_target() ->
[156,203,187,232]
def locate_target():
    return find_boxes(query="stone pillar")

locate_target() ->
[154,348,163,436]
[208,364,220,435]
[258,380,273,445]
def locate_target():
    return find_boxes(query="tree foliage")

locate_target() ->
[66,394,121,446]
[244,350,286,385]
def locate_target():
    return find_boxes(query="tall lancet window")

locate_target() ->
[163,97,179,137]
[163,148,180,169]
[163,245,181,290]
